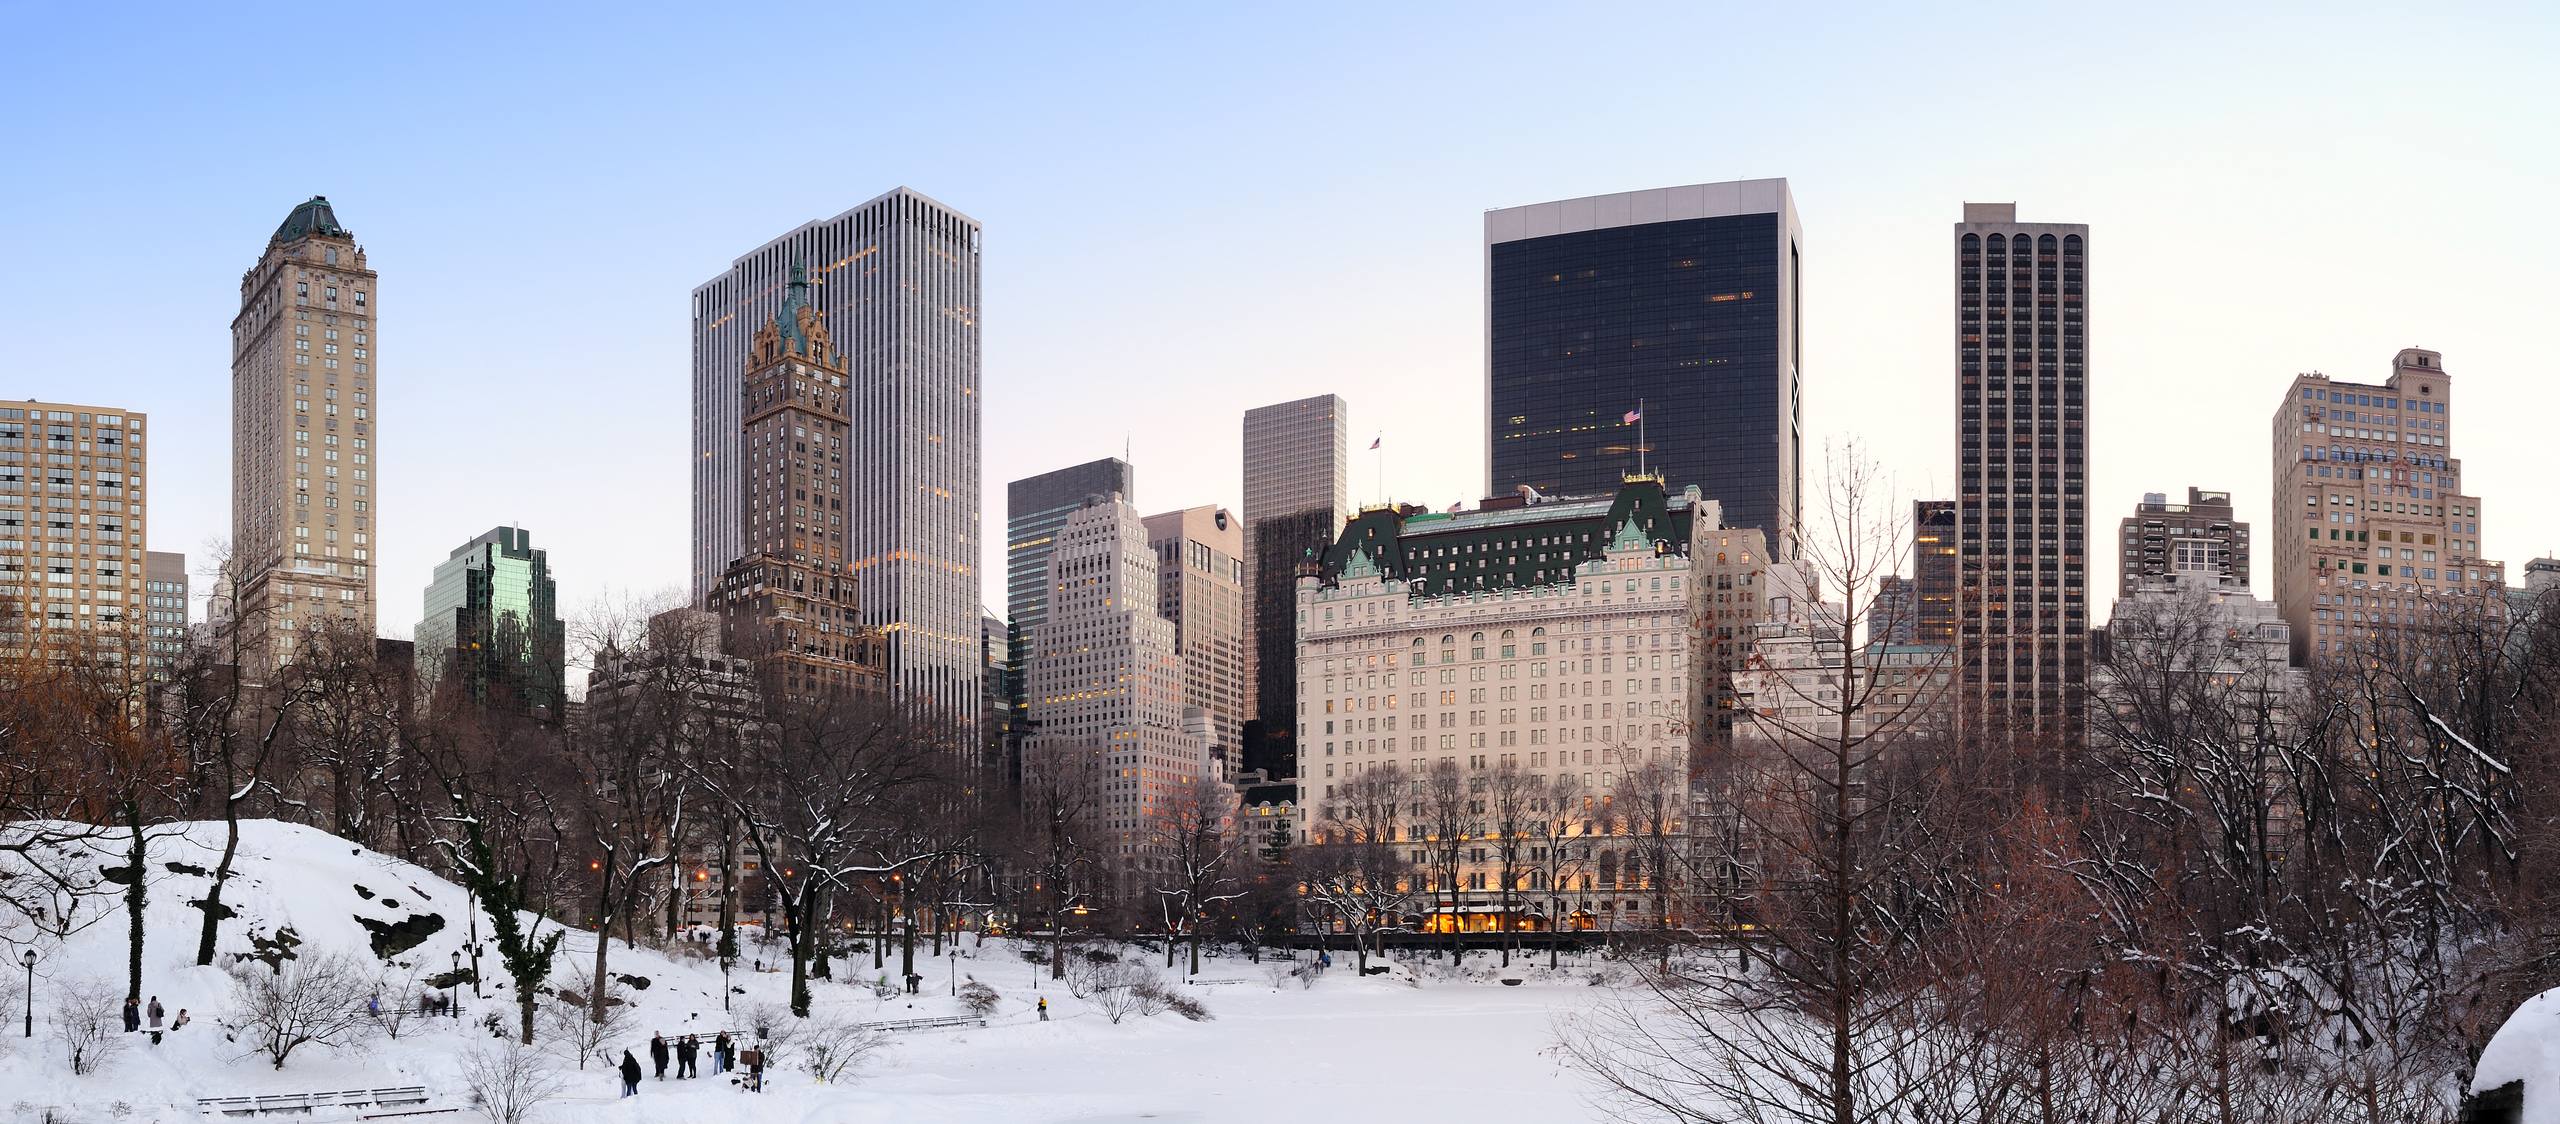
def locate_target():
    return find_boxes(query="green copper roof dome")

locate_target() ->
[271,195,351,244]
[774,262,813,354]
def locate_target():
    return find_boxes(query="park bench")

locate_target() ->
[857,1013,986,1032]
[197,1085,434,1118]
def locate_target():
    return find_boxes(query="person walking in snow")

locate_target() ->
[650,1032,669,1080]
[147,996,164,1044]
[122,996,139,1033]
[618,1050,642,1098]
[172,1009,190,1032]
[713,1031,733,1074]
[676,1034,698,1078]
[1037,996,1049,1021]
[742,1043,765,1093]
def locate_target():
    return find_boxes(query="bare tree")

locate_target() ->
[1566,442,1970,1124]
[1017,741,1104,981]
[50,976,127,1076]
[1412,759,1475,960]
[1300,764,1415,973]
[228,950,379,1069]
[693,685,954,1016]
[1148,774,1246,975]
[173,547,306,969]
[400,692,574,1044]
[538,985,631,1070]
[795,1015,887,1083]
[1527,772,1590,967]
[1485,760,1538,966]
[458,1040,568,1124]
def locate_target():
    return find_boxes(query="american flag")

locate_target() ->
[1369,435,1381,450]
[1624,408,1643,424]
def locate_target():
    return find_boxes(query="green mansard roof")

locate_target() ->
[271,196,351,244]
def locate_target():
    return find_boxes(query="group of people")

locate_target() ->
[119,995,189,1044]
[618,1031,764,1096]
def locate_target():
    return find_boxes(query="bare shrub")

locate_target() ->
[459,1040,567,1124]
[50,977,124,1076]
[229,950,380,1069]
[796,1015,886,1083]
[1083,962,1164,1024]
[739,999,801,1069]
[957,979,999,1018]
[1130,974,1174,1017]
[1164,991,1213,1022]
[1261,959,1297,989]
[537,985,631,1070]
[369,971,424,1040]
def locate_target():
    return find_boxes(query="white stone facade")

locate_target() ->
[1026,495,1208,894]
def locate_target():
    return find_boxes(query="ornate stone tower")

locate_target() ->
[709,266,885,699]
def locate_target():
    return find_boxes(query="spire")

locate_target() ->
[271,195,350,244]
[773,263,812,355]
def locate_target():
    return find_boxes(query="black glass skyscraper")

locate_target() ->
[1486,180,1802,556]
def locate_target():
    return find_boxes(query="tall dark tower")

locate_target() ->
[1954,203,2089,750]
[1485,180,1803,557]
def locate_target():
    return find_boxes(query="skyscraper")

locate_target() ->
[707,269,884,701]
[144,550,188,681]
[0,403,147,669]
[692,187,981,724]
[1911,499,1957,648]
[1242,395,1346,779]
[416,526,565,715]
[2117,487,2249,599]
[1954,202,2089,749]
[2270,348,2502,665]
[1485,179,1804,554]
[1005,457,1136,744]
[230,197,380,673]
[1024,494,1205,894]
[1143,505,1247,776]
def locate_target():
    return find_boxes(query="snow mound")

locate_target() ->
[0,818,732,1119]
[2477,987,2560,1124]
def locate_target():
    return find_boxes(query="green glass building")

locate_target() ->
[415,526,565,716]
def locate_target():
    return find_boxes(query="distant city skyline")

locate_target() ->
[6,6,2554,646]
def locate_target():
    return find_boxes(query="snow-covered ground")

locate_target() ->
[0,821,1615,1123]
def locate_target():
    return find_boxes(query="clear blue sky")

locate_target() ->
[4,3,2554,636]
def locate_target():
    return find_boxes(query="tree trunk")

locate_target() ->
[1050,908,1067,980]
[589,861,615,1024]
[124,804,147,1001]
[196,796,244,966]
[1189,927,1202,976]
[789,919,814,1017]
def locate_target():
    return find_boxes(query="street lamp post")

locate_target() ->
[448,951,461,1019]
[20,950,34,1038]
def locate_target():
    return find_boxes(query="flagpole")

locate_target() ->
[1638,397,1647,477]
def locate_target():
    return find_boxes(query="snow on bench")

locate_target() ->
[197,1085,434,1118]
[859,1013,986,1033]
[1185,977,1247,986]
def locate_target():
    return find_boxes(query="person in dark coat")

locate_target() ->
[675,1034,698,1078]
[147,996,164,1044]
[713,1031,733,1074]
[742,1043,765,1093]
[122,997,139,1033]
[618,1050,642,1097]
[649,1032,669,1079]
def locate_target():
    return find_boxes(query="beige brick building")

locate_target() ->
[1143,505,1247,777]
[0,402,148,668]
[2270,348,2504,664]
[229,197,379,673]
